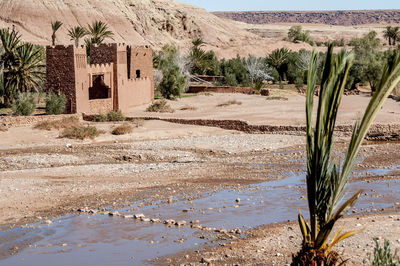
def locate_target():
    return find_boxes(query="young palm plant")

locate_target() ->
[51,21,63,46]
[292,44,400,265]
[0,28,21,106]
[68,26,88,47]
[266,48,290,89]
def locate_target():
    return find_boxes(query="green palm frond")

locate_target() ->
[87,21,114,45]
[68,26,88,47]
[51,21,63,46]
[299,44,400,254]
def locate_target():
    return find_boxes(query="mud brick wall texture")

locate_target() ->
[188,86,254,94]
[46,46,77,113]
[0,114,80,127]
[90,44,118,65]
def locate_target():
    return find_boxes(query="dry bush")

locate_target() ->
[216,100,242,107]
[131,119,144,127]
[393,83,400,97]
[92,110,126,122]
[180,105,197,111]
[146,99,175,113]
[265,96,289,101]
[112,123,133,135]
[60,126,102,140]
[0,125,8,132]
[34,117,80,131]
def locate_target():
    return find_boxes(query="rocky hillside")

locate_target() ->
[214,10,400,26]
[0,0,254,48]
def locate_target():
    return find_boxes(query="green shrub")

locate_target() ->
[12,92,36,116]
[45,92,66,115]
[92,110,125,122]
[60,125,101,140]
[366,239,400,266]
[106,110,125,121]
[159,64,186,99]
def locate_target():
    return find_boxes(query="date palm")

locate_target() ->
[87,21,114,45]
[292,44,400,265]
[68,26,88,47]
[266,48,290,89]
[0,28,21,107]
[51,21,63,46]
[5,43,45,93]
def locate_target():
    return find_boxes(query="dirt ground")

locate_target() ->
[1,92,400,264]
[129,91,400,126]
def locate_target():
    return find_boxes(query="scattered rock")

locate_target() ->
[134,213,145,219]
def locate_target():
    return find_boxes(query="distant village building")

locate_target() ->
[46,43,154,114]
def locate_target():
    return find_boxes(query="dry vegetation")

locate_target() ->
[0,125,8,132]
[112,123,133,135]
[34,117,80,130]
[146,99,175,113]
[59,126,102,140]
[216,100,242,107]
[265,96,289,101]
[180,105,198,111]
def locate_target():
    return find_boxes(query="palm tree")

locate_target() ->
[87,21,114,45]
[190,38,216,75]
[0,28,21,107]
[292,44,400,265]
[5,43,45,93]
[68,26,88,47]
[266,48,290,89]
[51,21,63,46]
[392,27,400,46]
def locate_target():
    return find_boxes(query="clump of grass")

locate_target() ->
[216,100,242,107]
[93,110,126,122]
[365,239,400,266]
[146,99,175,113]
[60,125,102,140]
[112,123,133,135]
[180,105,197,111]
[131,119,144,127]
[265,96,289,101]
[12,92,36,116]
[45,92,66,115]
[34,117,80,131]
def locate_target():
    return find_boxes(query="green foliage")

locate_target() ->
[68,26,88,47]
[0,28,45,107]
[384,26,400,46]
[288,25,314,45]
[190,38,219,75]
[159,64,186,99]
[45,92,66,115]
[106,110,125,121]
[51,21,63,46]
[92,110,125,122]
[367,239,400,266]
[348,31,385,91]
[293,45,400,264]
[219,57,251,87]
[267,48,290,88]
[86,21,114,45]
[11,92,36,116]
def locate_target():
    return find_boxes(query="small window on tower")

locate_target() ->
[136,70,141,78]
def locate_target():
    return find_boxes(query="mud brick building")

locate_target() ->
[46,43,154,114]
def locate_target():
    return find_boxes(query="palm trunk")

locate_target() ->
[75,38,79,47]
[52,33,56,46]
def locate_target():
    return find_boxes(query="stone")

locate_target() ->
[150,218,161,223]
[44,220,53,225]
[141,217,151,222]
[164,219,176,225]
[175,220,187,227]
[134,213,145,219]
[123,214,134,219]
[109,211,120,216]
[235,198,241,203]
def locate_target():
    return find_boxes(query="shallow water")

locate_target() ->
[1,171,400,266]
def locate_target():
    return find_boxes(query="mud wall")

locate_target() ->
[88,99,113,114]
[0,114,80,127]
[188,86,254,94]
[46,45,77,113]
[118,78,152,111]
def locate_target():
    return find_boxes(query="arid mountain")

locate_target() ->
[214,10,400,26]
[0,0,315,58]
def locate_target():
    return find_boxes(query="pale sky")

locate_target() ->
[177,0,400,12]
